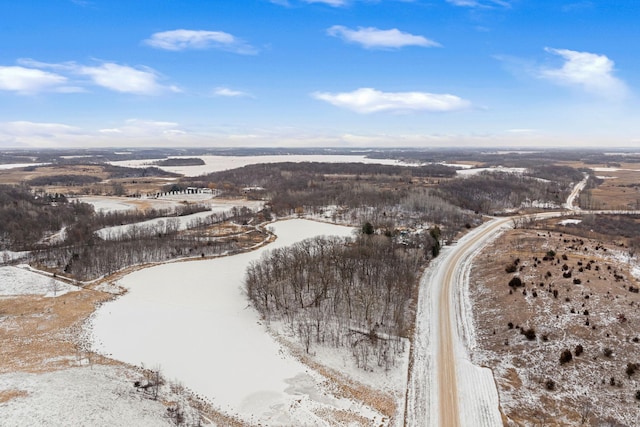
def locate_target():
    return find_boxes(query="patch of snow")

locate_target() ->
[0,250,29,264]
[558,219,582,225]
[95,201,263,240]
[0,163,49,170]
[0,366,175,427]
[439,162,474,169]
[456,166,527,177]
[591,167,620,172]
[38,226,67,245]
[0,266,77,297]
[72,196,140,213]
[92,281,126,295]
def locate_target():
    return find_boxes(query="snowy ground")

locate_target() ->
[0,163,49,170]
[95,200,263,240]
[0,266,77,298]
[456,166,527,176]
[109,155,410,177]
[0,366,179,427]
[88,219,389,425]
[72,195,262,214]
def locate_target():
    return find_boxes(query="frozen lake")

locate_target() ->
[110,154,410,177]
[88,219,377,425]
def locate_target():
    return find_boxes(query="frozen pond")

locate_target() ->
[88,219,375,425]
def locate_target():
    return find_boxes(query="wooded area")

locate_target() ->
[246,231,435,370]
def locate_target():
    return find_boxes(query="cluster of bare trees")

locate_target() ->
[436,171,573,213]
[0,185,88,250]
[246,233,425,370]
[92,204,210,229]
[30,208,266,280]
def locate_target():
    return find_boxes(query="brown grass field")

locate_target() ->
[470,220,640,426]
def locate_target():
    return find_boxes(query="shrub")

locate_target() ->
[633,337,639,343]
[626,363,639,378]
[575,344,583,356]
[546,250,556,258]
[560,349,573,364]
[545,379,556,390]
[505,263,517,273]
[508,276,523,288]
[636,390,640,400]
[573,278,582,284]
[507,322,514,329]
[523,328,536,340]
[603,347,613,358]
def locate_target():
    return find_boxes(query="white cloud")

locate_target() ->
[327,26,440,49]
[99,119,185,137]
[213,87,252,98]
[0,121,82,146]
[10,59,179,95]
[304,0,347,6]
[312,87,471,113]
[0,121,80,136]
[144,29,256,54]
[539,48,628,100]
[0,66,72,94]
[0,119,191,147]
[446,0,511,7]
[77,63,179,95]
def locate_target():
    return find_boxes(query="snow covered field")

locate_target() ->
[0,366,176,427]
[0,266,77,297]
[0,163,48,170]
[73,195,262,215]
[110,155,409,177]
[456,166,527,176]
[95,200,263,240]
[89,219,388,425]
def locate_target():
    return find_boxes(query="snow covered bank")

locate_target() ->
[0,266,77,297]
[89,219,388,425]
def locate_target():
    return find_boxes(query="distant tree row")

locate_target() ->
[436,171,573,213]
[181,162,479,238]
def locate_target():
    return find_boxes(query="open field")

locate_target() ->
[469,222,640,426]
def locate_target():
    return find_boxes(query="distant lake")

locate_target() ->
[109,154,412,176]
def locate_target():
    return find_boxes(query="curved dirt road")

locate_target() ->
[406,217,512,426]
[406,177,589,427]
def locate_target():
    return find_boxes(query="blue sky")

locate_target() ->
[1,0,639,148]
